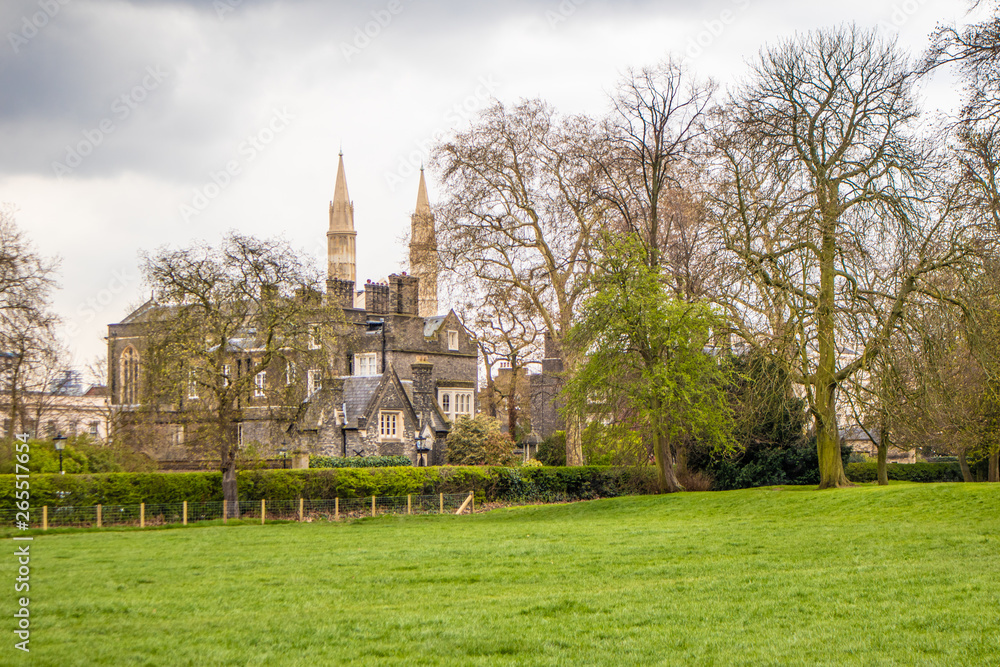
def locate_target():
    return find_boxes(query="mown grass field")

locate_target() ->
[5,483,1000,666]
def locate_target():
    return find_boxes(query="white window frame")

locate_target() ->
[237,423,245,448]
[447,330,459,350]
[187,370,198,400]
[222,364,231,387]
[354,352,378,376]
[285,362,295,386]
[307,369,322,395]
[254,371,266,398]
[379,411,401,440]
[439,389,474,422]
[309,325,322,350]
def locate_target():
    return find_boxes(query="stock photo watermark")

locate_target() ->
[51,65,169,178]
[545,0,586,29]
[683,0,751,63]
[340,0,406,62]
[384,75,500,192]
[64,269,136,341]
[179,108,294,223]
[879,0,929,33]
[7,0,70,54]
[12,433,32,653]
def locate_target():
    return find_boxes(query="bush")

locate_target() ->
[0,436,156,475]
[691,438,852,490]
[0,465,659,511]
[310,456,412,469]
[536,431,567,466]
[846,461,965,483]
[445,415,518,466]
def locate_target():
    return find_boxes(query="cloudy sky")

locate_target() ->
[0,0,983,380]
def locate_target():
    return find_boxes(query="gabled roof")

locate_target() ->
[359,364,419,430]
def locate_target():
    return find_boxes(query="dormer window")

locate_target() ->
[447,330,459,350]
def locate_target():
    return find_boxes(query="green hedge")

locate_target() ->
[0,466,658,511]
[310,456,412,469]
[846,461,965,483]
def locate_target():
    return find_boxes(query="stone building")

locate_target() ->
[107,155,475,466]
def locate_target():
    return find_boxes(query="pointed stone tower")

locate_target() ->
[328,152,357,284]
[409,167,438,317]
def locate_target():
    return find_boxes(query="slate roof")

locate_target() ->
[342,376,382,428]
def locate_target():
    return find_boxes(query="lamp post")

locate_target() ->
[278,447,288,469]
[53,433,67,474]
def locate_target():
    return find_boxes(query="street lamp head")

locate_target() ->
[53,433,67,450]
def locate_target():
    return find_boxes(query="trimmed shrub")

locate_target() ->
[846,461,965,483]
[0,465,658,511]
[310,456,412,469]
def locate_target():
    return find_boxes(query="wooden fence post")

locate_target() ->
[407,494,411,515]
[455,492,473,515]
[183,500,187,526]
[222,500,227,525]
[140,503,145,528]
[96,504,102,528]
[298,497,303,522]
[42,506,47,531]
[439,493,444,514]
[335,497,339,521]
[472,492,475,513]
[372,495,376,517]
[261,499,266,525]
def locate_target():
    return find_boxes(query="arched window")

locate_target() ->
[120,346,139,405]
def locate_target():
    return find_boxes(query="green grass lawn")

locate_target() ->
[5,483,1000,666]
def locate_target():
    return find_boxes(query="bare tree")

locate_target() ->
[707,26,985,488]
[593,61,717,275]
[432,99,604,465]
[0,206,61,440]
[139,232,333,514]
[453,282,539,439]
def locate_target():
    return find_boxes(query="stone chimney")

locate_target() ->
[364,281,390,314]
[410,359,434,413]
[326,278,355,309]
[541,331,563,373]
[388,273,419,315]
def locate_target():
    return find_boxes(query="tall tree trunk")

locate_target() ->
[990,450,999,483]
[958,450,974,483]
[507,377,518,440]
[653,430,682,493]
[222,459,239,518]
[562,349,584,466]
[815,196,851,489]
[876,411,888,486]
[876,440,888,486]
[814,383,851,489]
[565,416,584,466]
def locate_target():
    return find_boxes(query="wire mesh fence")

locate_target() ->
[0,493,474,530]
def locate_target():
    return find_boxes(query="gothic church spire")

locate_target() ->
[328,152,357,283]
[409,167,438,317]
